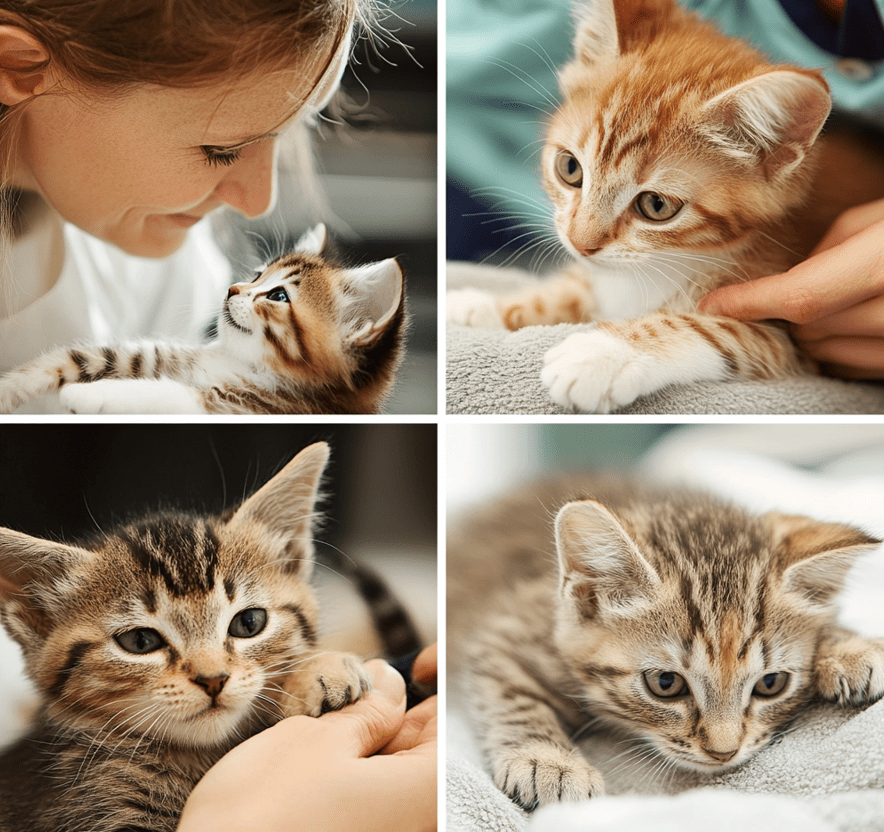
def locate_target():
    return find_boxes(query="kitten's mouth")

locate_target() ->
[223,303,252,335]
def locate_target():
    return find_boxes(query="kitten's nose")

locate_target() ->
[227,285,241,299]
[704,747,738,762]
[193,673,229,700]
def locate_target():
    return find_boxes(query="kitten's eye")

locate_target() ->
[265,289,289,303]
[115,628,165,654]
[644,670,688,698]
[634,192,683,222]
[554,150,583,188]
[753,672,789,697]
[229,608,268,638]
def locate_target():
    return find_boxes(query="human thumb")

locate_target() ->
[316,659,407,758]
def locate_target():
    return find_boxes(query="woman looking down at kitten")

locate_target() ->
[0,0,355,411]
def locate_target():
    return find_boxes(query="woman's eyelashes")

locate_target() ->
[201,145,243,167]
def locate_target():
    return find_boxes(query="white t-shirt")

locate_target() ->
[0,199,232,413]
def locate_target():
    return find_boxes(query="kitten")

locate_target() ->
[447,0,884,412]
[0,442,420,832]
[448,476,884,810]
[0,225,406,414]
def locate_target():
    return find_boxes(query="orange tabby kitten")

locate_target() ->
[448,0,884,412]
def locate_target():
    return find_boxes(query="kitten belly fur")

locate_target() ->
[448,477,884,810]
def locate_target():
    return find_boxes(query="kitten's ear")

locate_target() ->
[227,442,330,579]
[342,259,404,347]
[701,70,830,180]
[555,500,660,618]
[0,528,90,645]
[571,0,619,66]
[295,224,327,255]
[767,512,881,610]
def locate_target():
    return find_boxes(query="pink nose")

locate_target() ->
[193,674,229,700]
[570,240,601,256]
[227,285,241,299]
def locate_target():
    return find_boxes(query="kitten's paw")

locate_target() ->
[447,288,505,328]
[492,744,604,811]
[60,379,205,414]
[541,330,650,413]
[816,637,884,706]
[289,652,372,717]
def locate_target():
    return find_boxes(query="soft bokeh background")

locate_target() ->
[0,423,437,746]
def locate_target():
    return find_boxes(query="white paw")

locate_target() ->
[541,330,653,413]
[446,288,505,328]
[60,379,206,414]
[60,381,123,414]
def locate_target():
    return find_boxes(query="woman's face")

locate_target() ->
[14,68,307,257]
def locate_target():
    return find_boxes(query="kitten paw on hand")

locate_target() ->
[493,743,604,811]
[541,330,650,413]
[289,653,372,717]
[816,637,884,706]
[446,288,506,328]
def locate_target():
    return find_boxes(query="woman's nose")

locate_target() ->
[213,139,278,219]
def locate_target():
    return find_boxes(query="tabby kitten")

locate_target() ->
[447,0,884,412]
[448,477,884,809]
[0,225,406,414]
[0,442,419,832]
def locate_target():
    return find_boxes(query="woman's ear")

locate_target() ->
[0,26,51,105]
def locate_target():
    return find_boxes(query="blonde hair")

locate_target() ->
[0,0,367,275]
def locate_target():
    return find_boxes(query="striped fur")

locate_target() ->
[0,443,420,832]
[448,477,884,810]
[0,226,406,415]
[448,0,884,412]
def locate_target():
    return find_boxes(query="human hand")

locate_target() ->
[177,657,437,832]
[699,198,884,379]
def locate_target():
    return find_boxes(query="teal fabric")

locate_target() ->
[447,0,884,249]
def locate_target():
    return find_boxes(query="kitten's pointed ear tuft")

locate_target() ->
[227,442,330,579]
[342,259,404,347]
[767,512,880,610]
[295,223,327,255]
[701,70,830,180]
[556,500,660,618]
[571,0,620,66]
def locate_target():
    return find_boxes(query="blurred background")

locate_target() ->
[0,423,437,745]
[220,0,437,413]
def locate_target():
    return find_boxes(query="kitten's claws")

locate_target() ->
[815,636,884,706]
[493,744,605,810]
[286,653,372,717]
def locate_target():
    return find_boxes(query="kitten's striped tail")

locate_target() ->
[318,549,423,659]
[0,342,201,413]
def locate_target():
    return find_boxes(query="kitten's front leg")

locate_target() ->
[282,652,372,717]
[61,379,208,414]
[815,627,884,706]
[465,648,604,810]
[448,272,595,330]
[541,313,808,413]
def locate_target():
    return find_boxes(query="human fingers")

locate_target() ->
[310,659,407,758]
[793,294,884,342]
[412,643,437,684]
[381,695,438,755]
[700,222,884,323]
[793,335,884,379]
[810,200,884,255]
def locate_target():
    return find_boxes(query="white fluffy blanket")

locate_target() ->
[447,426,884,831]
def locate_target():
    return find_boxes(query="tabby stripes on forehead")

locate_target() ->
[122,518,219,597]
